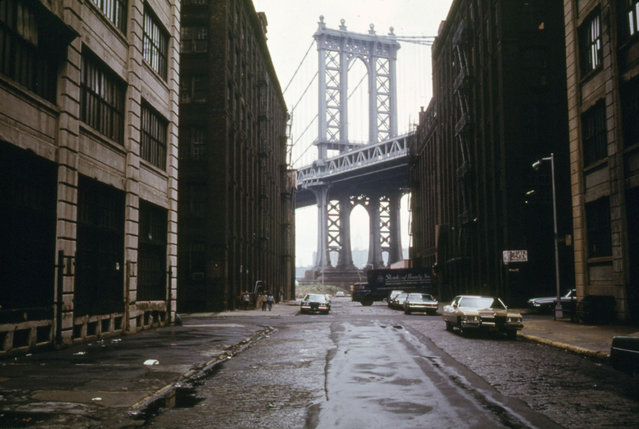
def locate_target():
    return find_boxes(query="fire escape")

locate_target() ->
[453,20,474,259]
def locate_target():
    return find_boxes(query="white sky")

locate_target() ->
[252,0,454,267]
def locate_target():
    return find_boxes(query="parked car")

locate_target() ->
[387,290,405,307]
[527,289,576,313]
[335,291,345,297]
[403,293,438,315]
[442,295,523,339]
[389,292,409,309]
[300,294,331,314]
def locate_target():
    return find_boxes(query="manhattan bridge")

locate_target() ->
[287,16,434,285]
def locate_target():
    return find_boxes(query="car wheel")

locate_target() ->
[404,309,411,314]
[507,330,517,340]
[457,319,466,336]
[445,321,453,331]
[427,310,436,316]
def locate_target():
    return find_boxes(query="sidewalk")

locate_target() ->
[0,302,300,427]
[0,301,636,427]
[519,310,639,360]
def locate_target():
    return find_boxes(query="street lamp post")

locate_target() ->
[532,153,562,320]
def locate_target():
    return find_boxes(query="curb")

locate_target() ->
[127,326,275,420]
[519,333,609,361]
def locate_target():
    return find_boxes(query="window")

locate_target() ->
[581,100,607,166]
[579,11,602,75]
[188,185,206,217]
[622,77,639,147]
[90,0,127,33]
[181,26,208,53]
[75,176,125,315]
[138,200,167,301]
[81,50,126,144]
[622,0,639,40]
[180,127,207,160]
[0,0,59,101]
[143,6,168,79]
[180,74,207,103]
[141,102,167,170]
[585,197,612,258]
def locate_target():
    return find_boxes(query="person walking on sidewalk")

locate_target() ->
[267,292,274,311]
[242,291,250,310]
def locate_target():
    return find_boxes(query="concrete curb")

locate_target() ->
[519,333,609,361]
[127,326,275,419]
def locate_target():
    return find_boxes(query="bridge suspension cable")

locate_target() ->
[282,39,316,95]
[290,71,318,113]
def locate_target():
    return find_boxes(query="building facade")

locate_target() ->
[0,0,180,355]
[564,0,639,320]
[409,0,572,304]
[178,0,294,312]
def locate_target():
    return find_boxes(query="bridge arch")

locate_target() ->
[313,16,400,160]
[346,57,370,145]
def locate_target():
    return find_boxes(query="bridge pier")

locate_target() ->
[388,190,403,265]
[305,188,405,287]
[337,194,354,269]
[312,186,330,269]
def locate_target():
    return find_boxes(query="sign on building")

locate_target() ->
[502,250,528,265]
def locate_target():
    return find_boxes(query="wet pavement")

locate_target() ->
[0,300,637,427]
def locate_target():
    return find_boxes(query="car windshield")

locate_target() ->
[407,293,434,301]
[305,294,327,302]
[459,297,505,310]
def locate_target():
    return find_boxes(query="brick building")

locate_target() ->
[409,0,572,304]
[563,0,639,320]
[1,0,180,355]
[178,0,294,312]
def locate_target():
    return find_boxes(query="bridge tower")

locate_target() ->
[307,17,404,282]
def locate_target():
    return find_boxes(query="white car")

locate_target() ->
[442,295,523,339]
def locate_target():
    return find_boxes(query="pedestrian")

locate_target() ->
[242,291,250,310]
[261,291,268,311]
[267,292,274,311]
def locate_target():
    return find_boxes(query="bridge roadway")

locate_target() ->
[294,133,412,208]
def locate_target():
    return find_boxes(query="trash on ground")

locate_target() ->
[144,359,159,366]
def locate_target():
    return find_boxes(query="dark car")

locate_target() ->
[300,293,331,314]
[527,289,576,313]
[403,293,438,315]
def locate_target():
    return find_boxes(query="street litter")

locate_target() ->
[144,359,159,366]
[73,351,86,356]
[91,397,102,401]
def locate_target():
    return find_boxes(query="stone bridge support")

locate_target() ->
[311,188,404,273]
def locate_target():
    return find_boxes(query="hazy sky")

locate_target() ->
[251,0,454,267]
